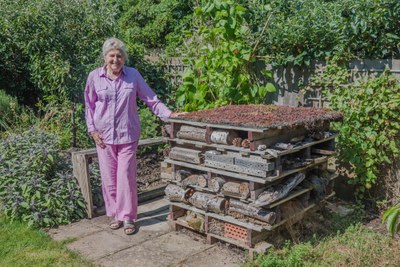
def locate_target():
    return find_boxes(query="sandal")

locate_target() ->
[109,220,123,230]
[123,220,136,235]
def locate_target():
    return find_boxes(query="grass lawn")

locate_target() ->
[0,216,94,267]
[247,210,400,267]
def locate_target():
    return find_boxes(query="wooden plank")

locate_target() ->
[73,137,165,157]
[167,133,338,159]
[165,159,268,184]
[138,184,167,203]
[72,153,94,218]
[170,202,265,231]
[167,138,271,157]
[311,148,336,156]
[165,118,269,132]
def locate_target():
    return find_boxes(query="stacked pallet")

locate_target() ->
[161,105,342,254]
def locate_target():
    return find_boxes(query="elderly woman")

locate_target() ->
[85,37,176,235]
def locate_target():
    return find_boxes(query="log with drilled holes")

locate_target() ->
[221,181,250,199]
[209,177,226,192]
[176,125,207,142]
[165,184,191,203]
[188,192,226,213]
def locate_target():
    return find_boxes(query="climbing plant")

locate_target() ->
[176,0,275,111]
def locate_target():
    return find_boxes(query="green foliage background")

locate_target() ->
[0,0,400,226]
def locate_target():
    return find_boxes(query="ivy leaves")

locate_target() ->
[177,0,275,111]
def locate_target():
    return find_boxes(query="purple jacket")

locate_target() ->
[85,66,172,144]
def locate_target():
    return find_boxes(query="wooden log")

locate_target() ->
[182,175,200,189]
[254,172,306,206]
[210,130,238,145]
[229,199,277,224]
[188,192,226,213]
[197,174,208,188]
[177,125,207,142]
[175,169,192,182]
[222,182,250,199]
[232,137,243,147]
[209,177,226,192]
[165,184,191,203]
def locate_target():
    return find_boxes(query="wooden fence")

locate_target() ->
[146,56,400,108]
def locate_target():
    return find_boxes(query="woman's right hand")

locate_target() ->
[90,131,106,149]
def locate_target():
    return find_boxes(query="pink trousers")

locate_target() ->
[96,142,138,221]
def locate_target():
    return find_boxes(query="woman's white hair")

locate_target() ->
[102,37,128,61]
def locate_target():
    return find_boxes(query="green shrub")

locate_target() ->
[0,129,86,227]
[324,67,400,196]
[0,90,38,134]
[139,107,162,139]
[37,100,93,149]
[252,241,315,267]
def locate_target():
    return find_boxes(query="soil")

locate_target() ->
[175,104,343,130]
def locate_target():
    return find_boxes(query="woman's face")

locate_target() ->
[104,49,125,73]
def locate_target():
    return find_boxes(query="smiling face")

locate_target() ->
[104,49,125,74]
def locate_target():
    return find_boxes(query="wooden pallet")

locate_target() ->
[165,118,333,152]
[168,192,334,257]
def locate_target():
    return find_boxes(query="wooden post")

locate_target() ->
[72,152,94,218]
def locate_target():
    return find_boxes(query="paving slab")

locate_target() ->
[48,219,103,241]
[109,218,171,242]
[177,245,244,267]
[96,232,213,267]
[49,197,248,266]
[66,231,133,260]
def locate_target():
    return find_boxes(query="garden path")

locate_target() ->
[48,197,244,267]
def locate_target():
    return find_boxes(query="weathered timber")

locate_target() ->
[188,192,226,213]
[165,184,191,203]
[221,182,250,199]
[229,199,277,224]
[311,148,335,156]
[176,125,207,142]
[169,147,203,164]
[254,172,306,206]
[209,177,226,192]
